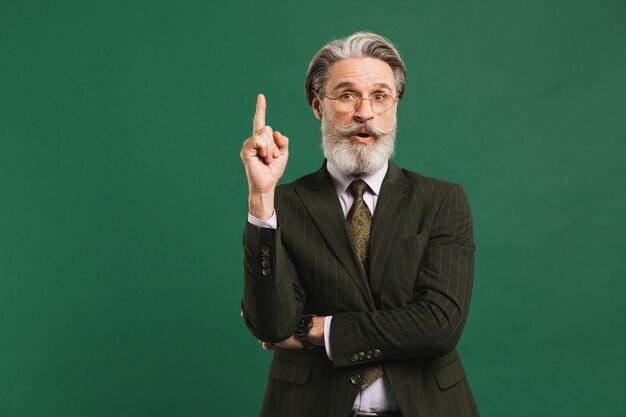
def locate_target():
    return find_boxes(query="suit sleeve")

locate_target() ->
[241,222,305,342]
[329,184,476,367]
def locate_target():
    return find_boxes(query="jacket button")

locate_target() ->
[261,269,270,276]
[261,246,270,254]
[350,354,359,362]
[262,253,270,261]
[262,260,270,268]
[373,349,381,357]
[358,352,366,360]
[350,373,362,385]
[366,350,373,359]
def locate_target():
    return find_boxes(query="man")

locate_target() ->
[240,32,479,417]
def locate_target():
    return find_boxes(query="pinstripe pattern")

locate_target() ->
[242,161,479,417]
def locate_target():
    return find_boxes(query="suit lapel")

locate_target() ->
[368,162,412,301]
[294,162,376,310]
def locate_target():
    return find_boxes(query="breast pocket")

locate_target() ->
[380,231,429,306]
[395,231,429,279]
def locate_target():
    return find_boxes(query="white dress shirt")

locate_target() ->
[248,160,399,412]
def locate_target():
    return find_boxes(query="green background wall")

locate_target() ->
[1,0,624,415]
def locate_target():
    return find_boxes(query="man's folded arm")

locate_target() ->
[241,217,305,343]
[328,184,476,367]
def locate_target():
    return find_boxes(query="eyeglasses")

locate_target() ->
[319,91,399,113]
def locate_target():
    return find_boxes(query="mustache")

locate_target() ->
[329,121,395,139]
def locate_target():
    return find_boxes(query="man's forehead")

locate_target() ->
[331,81,394,92]
[326,57,395,91]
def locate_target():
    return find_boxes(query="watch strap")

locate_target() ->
[295,314,315,349]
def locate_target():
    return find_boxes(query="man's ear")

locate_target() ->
[311,96,322,120]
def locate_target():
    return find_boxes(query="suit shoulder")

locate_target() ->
[273,169,326,212]
[392,165,471,216]
[275,170,317,195]
[396,166,464,194]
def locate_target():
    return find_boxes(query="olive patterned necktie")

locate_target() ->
[346,180,384,391]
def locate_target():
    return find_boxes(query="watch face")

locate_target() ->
[296,318,306,330]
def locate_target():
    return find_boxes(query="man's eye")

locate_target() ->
[373,93,387,102]
[338,92,356,101]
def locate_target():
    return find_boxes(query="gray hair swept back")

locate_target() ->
[304,32,406,105]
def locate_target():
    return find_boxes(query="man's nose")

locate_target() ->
[354,98,374,123]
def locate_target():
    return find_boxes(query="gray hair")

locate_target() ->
[304,32,406,105]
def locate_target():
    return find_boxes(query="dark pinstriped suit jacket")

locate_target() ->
[242,161,479,417]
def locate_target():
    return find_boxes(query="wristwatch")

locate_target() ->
[294,314,315,349]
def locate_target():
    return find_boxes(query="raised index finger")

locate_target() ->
[252,93,266,132]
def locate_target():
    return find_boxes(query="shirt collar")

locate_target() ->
[326,159,389,197]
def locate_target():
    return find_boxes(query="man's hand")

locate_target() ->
[258,337,301,351]
[240,94,289,220]
[258,316,326,351]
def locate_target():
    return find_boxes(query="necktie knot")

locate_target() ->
[349,179,369,199]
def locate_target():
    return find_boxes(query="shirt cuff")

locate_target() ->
[324,316,333,361]
[247,211,277,229]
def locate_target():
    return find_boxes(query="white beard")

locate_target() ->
[321,115,396,176]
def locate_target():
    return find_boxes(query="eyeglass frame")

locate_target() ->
[316,90,400,114]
